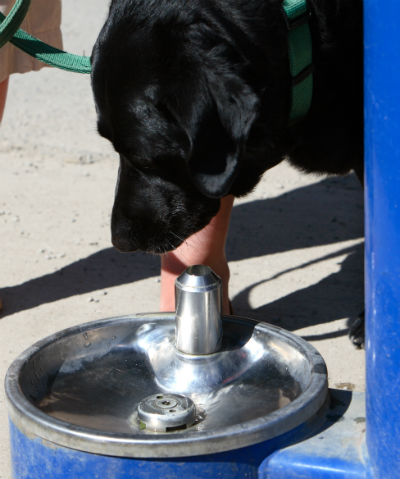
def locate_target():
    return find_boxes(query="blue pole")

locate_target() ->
[364,0,400,475]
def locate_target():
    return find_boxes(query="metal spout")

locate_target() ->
[175,265,222,355]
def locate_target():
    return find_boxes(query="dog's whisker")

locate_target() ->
[170,231,190,249]
[170,231,184,242]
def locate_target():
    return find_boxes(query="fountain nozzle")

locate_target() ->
[175,265,223,355]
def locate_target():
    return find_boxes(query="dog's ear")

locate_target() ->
[188,73,259,198]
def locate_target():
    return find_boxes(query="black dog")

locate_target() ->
[91,0,363,343]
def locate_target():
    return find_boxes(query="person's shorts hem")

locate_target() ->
[0,28,63,83]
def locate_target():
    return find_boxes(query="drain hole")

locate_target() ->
[161,400,171,406]
[166,424,187,432]
[156,395,163,399]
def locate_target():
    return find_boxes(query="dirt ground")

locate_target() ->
[0,1,365,477]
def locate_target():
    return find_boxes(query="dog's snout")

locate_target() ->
[111,210,138,252]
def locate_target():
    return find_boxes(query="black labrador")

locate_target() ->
[91,0,364,345]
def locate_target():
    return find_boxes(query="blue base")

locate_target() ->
[10,422,264,479]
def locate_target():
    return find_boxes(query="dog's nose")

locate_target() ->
[112,234,136,252]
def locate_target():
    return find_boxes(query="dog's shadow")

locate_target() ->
[232,245,363,338]
[1,174,364,330]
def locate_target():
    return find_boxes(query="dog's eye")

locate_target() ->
[124,154,156,172]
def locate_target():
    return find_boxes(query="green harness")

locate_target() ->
[282,0,313,121]
[0,0,313,121]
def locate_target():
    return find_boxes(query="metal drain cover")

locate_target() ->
[138,394,196,432]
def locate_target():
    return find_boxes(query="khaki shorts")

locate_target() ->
[0,0,63,82]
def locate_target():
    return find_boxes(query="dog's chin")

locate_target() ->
[142,241,184,255]
[112,233,184,255]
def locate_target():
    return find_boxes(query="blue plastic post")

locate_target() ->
[364,0,400,476]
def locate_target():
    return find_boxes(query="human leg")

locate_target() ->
[0,78,9,123]
[160,195,234,314]
[0,78,6,310]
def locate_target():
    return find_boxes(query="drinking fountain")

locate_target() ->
[6,265,328,478]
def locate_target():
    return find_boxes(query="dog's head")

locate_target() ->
[91,1,275,253]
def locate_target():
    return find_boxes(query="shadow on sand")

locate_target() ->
[1,174,364,333]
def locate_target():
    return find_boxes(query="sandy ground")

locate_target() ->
[0,1,365,477]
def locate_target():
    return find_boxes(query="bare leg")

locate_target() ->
[0,78,8,311]
[0,78,9,123]
[160,195,234,314]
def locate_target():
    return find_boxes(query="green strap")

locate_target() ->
[282,0,313,122]
[0,0,91,74]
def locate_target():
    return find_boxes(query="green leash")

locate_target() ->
[0,0,91,74]
[0,0,313,119]
[0,0,30,49]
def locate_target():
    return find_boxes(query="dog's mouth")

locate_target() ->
[111,230,185,255]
